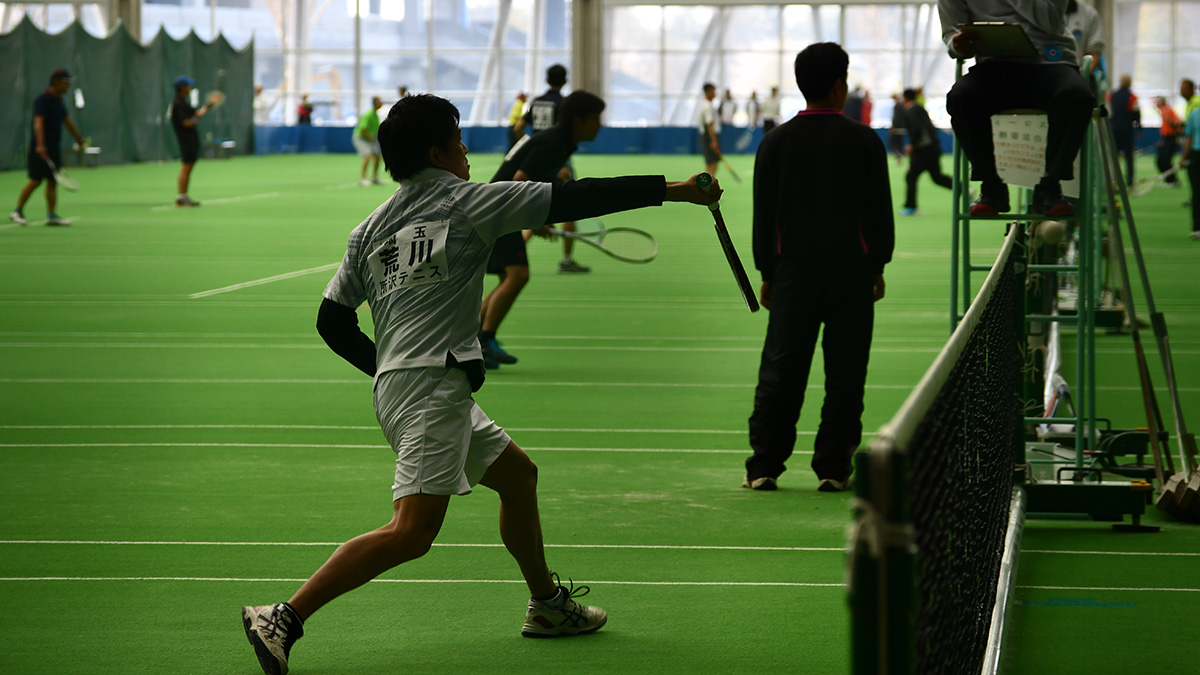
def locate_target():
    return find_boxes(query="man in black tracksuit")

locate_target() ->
[744,42,894,493]
[900,87,953,214]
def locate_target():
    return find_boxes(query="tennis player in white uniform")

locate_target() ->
[240,93,722,675]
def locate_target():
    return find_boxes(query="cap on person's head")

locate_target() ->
[174,76,196,91]
[50,69,73,84]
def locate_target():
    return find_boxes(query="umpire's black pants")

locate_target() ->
[904,145,953,209]
[946,61,1094,184]
[746,258,875,483]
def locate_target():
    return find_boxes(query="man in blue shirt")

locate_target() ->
[1182,104,1200,238]
[10,69,86,226]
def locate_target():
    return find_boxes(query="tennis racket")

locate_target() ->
[547,223,657,263]
[697,172,759,312]
[44,158,79,192]
[1131,164,1183,197]
[719,157,743,184]
[206,90,226,108]
[734,129,754,152]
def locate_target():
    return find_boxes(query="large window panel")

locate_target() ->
[843,6,904,51]
[724,51,781,101]
[610,5,662,51]
[434,51,487,94]
[610,52,662,94]
[663,5,716,51]
[607,97,661,126]
[723,6,780,52]
[1175,3,1200,46]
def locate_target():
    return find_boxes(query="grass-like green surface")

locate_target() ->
[1,150,1197,674]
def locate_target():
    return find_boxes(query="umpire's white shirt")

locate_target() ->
[324,168,551,376]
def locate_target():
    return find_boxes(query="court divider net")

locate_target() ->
[848,223,1025,675]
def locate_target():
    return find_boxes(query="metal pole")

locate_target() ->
[354,0,362,117]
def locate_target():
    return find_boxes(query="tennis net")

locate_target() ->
[848,224,1025,675]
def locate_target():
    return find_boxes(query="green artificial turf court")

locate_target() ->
[1,150,1198,674]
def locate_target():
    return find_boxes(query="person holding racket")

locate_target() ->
[10,69,86,227]
[699,83,723,177]
[170,76,216,207]
[743,42,894,494]
[479,91,606,367]
[237,93,720,675]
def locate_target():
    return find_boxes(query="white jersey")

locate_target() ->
[761,96,781,124]
[698,99,721,136]
[323,168,552,376]
[1066,0,1104,58]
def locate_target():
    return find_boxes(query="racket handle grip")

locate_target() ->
[697,172,720,212]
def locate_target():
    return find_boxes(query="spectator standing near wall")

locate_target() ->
[1108,74,1141,186]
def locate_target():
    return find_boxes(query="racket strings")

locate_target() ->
[596,229,657,262]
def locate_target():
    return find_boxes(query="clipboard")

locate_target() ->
[957,22,1038,59]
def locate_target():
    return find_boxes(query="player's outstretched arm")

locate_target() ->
[543,174,721,225]
[316,297,377,377]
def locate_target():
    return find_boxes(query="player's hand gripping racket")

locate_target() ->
[547,222,658,263]
[43,157,79,192]
[205,90,226,109]
[697,172,759,312]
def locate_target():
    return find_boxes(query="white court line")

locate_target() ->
[6,338,1196,357]
[0,576,842,588]
[0,424,748,434]
[0,332,951,344]
[0,576,1194,593]
[149,192,279,211]
[1021,549,1200,557]
[4,540,1194,558]
[0,218,82,229]
[0,540,839,552]
[0,342,940,355]
[0,443,784,454]
[3,377,1194,394]
[1018,584,1200,593]
[190,262,340,298]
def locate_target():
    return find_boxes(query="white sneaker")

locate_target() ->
[44,215,70,226]
[358,178,371,186]
[818,477,852,492]
[9,211,26,225]
[1190,232,1200,239]
[742,476,778,491]
[242,603,304,675]
[521,576,607,638]
[370,177,385,185]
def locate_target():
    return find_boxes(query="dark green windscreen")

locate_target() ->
[0,16,253,170]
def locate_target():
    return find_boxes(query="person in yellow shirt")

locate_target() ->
[507,92,527,150]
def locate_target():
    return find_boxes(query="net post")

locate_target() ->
[1012,220,1029,482]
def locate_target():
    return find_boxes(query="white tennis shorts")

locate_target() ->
[352,134,379,157]
[374,366,511,501]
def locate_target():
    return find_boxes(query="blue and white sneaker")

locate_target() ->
[242,603,304,675]
[481,337,517,365]
[522,575,607,638]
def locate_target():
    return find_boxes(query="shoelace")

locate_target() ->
[548,574,592,626]
[258,605,293,641]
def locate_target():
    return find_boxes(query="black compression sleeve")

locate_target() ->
[316,297,377,377]
[545,176,665,224]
